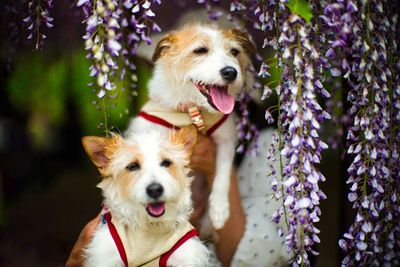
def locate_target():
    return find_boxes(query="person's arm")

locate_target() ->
[189,133,246,266]
[214,169,245,266]
[65,214,101,267]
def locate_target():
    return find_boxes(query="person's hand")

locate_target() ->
[186,131,245,266]
[65,214,101,267]
[189,132,216,183]
[186,132,217,223]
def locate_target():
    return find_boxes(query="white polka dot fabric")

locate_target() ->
[231,129,290,267]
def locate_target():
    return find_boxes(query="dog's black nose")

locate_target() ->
[220,67,237,82]
[146,183,164,199]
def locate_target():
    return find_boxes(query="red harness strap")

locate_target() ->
[206,113,229,135]
[138,112,177,130]
[103,211,199,267]
[138,111,229,136]
[103,212,129,267]
[159,229,200,267]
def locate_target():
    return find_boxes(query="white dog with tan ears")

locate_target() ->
[127,24,255,229]
[82,127,217,267]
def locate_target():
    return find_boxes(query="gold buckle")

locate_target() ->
[188,106,206,132]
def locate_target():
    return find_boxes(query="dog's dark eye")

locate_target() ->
[126,162,140,171]
[193,47,209,54]
[160,159,172,168]
[230,48,240,57]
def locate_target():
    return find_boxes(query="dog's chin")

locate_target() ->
[146,202,165,218]
[192,81,235,114]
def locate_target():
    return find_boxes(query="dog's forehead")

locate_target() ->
[126,133,163,159]
[197,27,220,41]
[180,25,235,47]
[126,132,183,164]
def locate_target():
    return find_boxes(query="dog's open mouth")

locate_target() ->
[194,81,235,114]
[146,202,165,218]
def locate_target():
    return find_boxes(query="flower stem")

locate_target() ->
[102,98,109,137]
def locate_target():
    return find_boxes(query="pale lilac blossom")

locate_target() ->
[23,0,54,50]
[78,0,161,105]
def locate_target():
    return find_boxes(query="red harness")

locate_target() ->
[138,111,229,136]
[103,211,199,267]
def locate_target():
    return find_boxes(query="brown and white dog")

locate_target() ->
[82,128,217,267]
[127,24,254,229]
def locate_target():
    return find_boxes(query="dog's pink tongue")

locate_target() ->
[147,202,165,217]
[209,85,235,114]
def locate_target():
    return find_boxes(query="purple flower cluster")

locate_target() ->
[23,0,54,50]
[230,1,400,265]
[319,1,358,150]
[270,14,330,266]
[236,90,260,156]
[321,1,357,77]
[229,1,331,265]
[77,0,161,100]
[196,0,223,20]
[78,0,121,99]
[325,1,400,265]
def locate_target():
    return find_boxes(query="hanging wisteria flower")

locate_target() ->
[118,0,161,88]
[23,0,54,50]
[333,1,400,266]
[236,90,260,155]
[228,1,331,265]
[318,0,356,149]
[196,0,223,20]
[78,0,122,99]
[272,14,330,267]
[230,1,331,265]
[77,0,161,131]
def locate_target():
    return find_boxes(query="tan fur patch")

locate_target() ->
[159,150,188,189]
[222,28,254,74]
[160,25,215,77]
[82,134,122,176]
[83,134,146,200]
[168,126,198,158]
[113,146,143,200]
[162,127,198,189]
[152,33,178,62]
[222,28,256,56]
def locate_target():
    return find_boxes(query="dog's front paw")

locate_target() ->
[209,193,230,229]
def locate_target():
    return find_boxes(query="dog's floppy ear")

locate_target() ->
[82,135,120,173]
[168,126,198,158]
[152,33,176,63]
[227,28,256,56]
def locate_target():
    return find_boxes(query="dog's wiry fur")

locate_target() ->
[127,24,254,229]
[82,128,214,267]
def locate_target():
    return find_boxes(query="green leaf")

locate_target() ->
[285,0,313,23]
